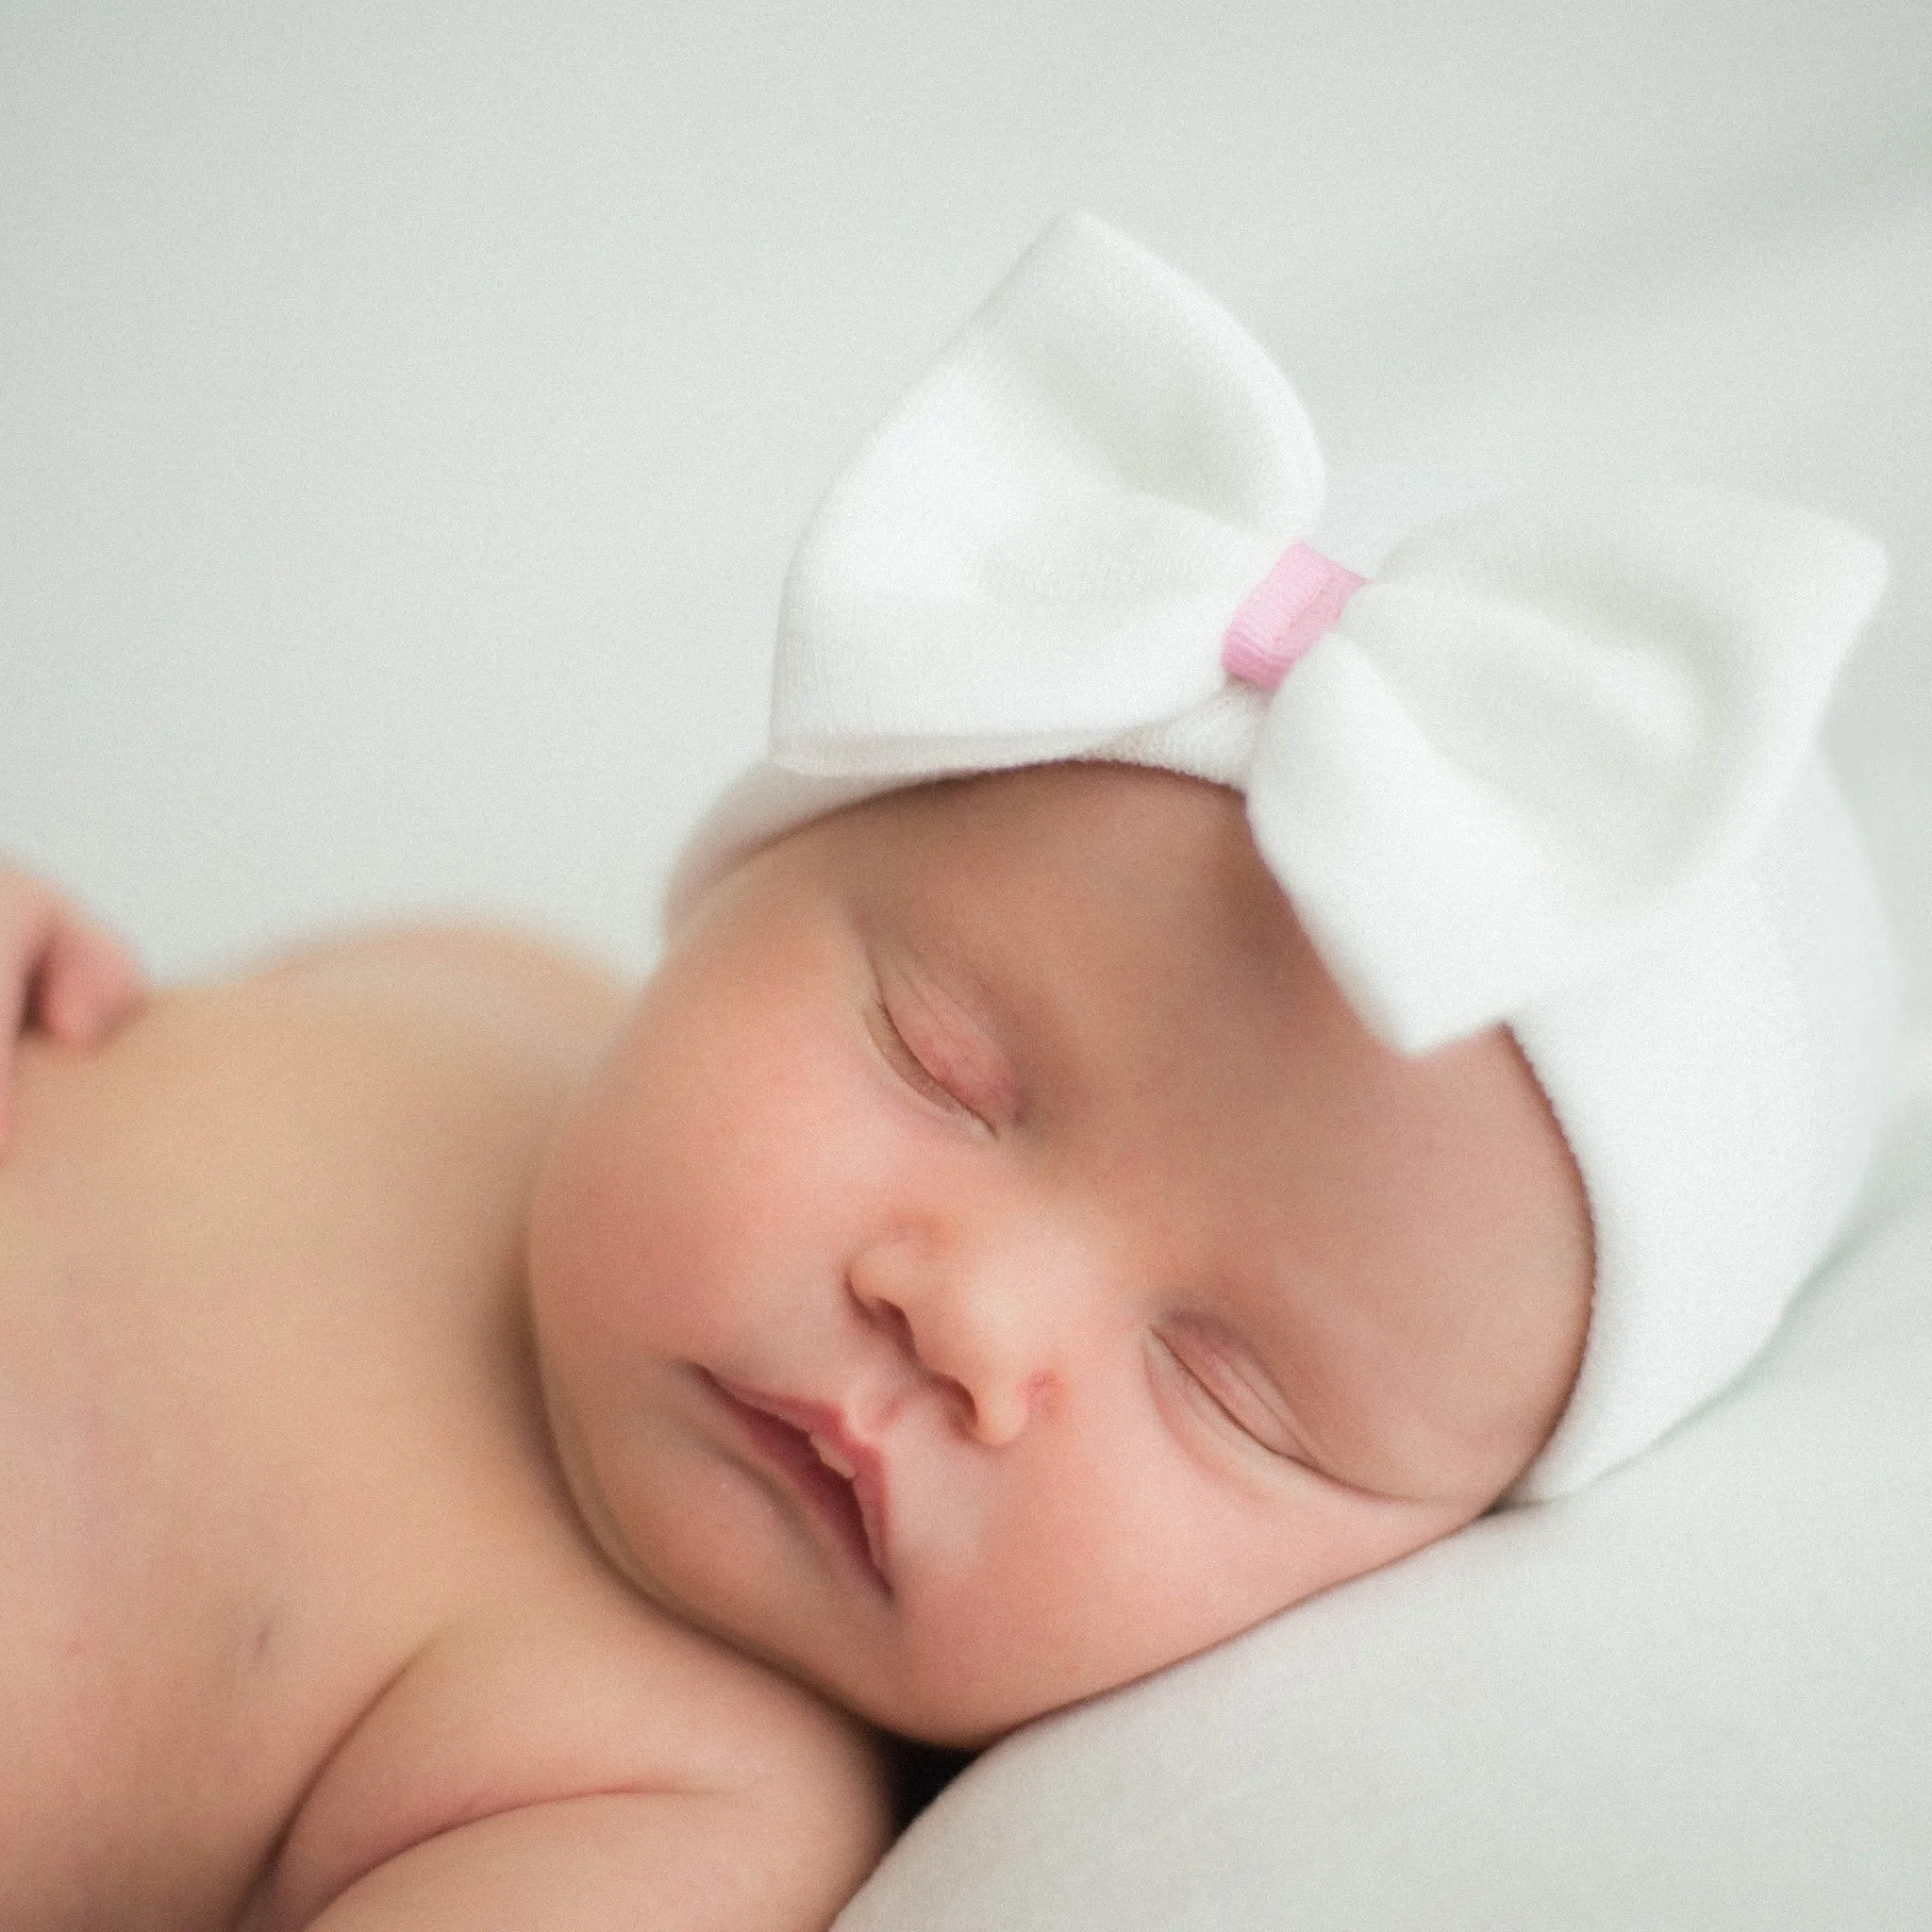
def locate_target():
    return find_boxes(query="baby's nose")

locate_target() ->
[847,1219,1108,1446]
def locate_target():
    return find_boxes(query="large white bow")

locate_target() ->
[769,212,1886,1053]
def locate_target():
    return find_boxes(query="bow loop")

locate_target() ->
[1245,489,1888,1050]
[772,212,1324,774]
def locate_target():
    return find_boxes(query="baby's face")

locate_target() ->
[529,764,1591,1745]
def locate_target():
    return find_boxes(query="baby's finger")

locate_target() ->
[0,924,38,1153]
[0,884,57,1034]
[35,915,147,1045]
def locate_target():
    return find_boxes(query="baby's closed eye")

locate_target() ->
[1148,1319,1307,1462]
[861,944,1021,1134]
[864,992,991,1131]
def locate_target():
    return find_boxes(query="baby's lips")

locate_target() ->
[846,1449,892,1586]
[714,1377,895,1591]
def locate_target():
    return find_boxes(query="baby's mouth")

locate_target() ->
[705,1374,893,1593]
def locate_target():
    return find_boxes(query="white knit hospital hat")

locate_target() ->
[669,211,1898,1500]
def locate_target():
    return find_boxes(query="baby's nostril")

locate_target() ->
[872,1297,918,1356]
[946,1376,981,1437]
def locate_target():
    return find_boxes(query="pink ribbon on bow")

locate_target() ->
[1222,541,1366,691]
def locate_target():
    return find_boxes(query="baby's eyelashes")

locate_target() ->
[864,995,991,1132]
[862,951,1020,1135]
[1149,1320,1307,1464]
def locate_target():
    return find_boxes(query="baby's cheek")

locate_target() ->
[1028,1450,1469,1689]
[922,1428,1212,1672]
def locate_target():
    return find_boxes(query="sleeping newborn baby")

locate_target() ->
[0,214,1896,1927]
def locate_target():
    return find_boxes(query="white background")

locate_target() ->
[5,0,1929,1021]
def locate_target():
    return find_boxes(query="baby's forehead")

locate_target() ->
[794,764,1374,1113]
[820,764,1293,959]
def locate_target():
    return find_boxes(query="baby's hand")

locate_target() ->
[0,867,146,1149]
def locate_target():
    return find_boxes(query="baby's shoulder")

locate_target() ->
[170,920,634,1211]
[240,918,632,1075]
[259,1566,891,1929]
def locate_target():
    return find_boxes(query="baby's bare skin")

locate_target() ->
[0,764,1590,1917]
[0,929,890,1930]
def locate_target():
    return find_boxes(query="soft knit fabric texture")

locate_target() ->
[667,211,1897,1499]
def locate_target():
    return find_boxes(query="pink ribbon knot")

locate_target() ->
[1222,541,1366,691]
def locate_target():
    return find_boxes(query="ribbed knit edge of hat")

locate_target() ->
[1509,758,1898,1500]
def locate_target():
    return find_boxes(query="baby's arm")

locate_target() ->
[0,865,145,1146]
[301,1776,887,1932]
[268,1606,891,1932]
